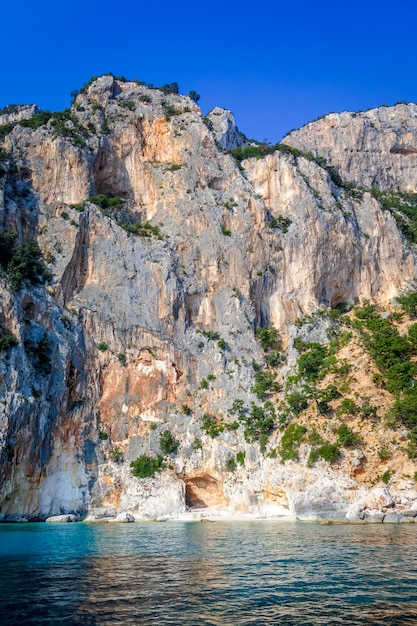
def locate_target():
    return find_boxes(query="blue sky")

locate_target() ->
[1,0,416,142]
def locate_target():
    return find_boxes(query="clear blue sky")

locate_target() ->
[1,0,416,142]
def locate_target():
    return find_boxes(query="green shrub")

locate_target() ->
[229,399,245,415]
[165,162,182,171]
[159,430,178,454]
[0,325,17,352]
[131,454,164,477]
[370,189,417,244]
[217,338,227,351]
[88,194,125,212]
[308,439,340,464]
[381,470,391,485]
[221,227,232,236]
[188,90,200,103]
[157,82,179,95]
[286,390,309,415]
[119,100,136,110]
[258,433,268,453]
[265,351,281,367]
[97,342,108,351]
[320,384,342,403]
[19,111,53,129]
[98,431,108,440]
[119,220,163,239]
[117,352,126,365]
[228,143,280,162]
[386,361,417,394]
[378,448,390,460]
[164,105,182,120]
[297,343,328,381]
[181,404,192,415]
[408,323,417,350]
[191,437,202,450]
[338,398,360,415]
[25,332,51,375]
[251,370,280,400]
[2,236,51,291]
[0,104,23,116]
[267,215,292,233]
[256,326,282,352]
[0,123,15,143]
[318,442,340,462]
[226,457,237,472]
[236,451,246,465]
[397,291,417,318]
[201,413,224,438]
[241,402,275,443]
[307,428,323,446]
[337,423,360,447]
[307,447,321,466]
[69,203,85,212]
[317,399,329,414]
[279,424,307,462]
[202,330,220,341]
[0,231,17,267]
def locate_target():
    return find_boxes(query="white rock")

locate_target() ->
[114,512,135,523]
[45,514,78,523]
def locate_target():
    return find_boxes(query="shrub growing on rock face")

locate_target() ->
[110,447,123,462]
[0,234,52,291]
[279,424,307,462]
[130,454,164,478]
[0,324,17,352]
[317,442,340,462]
[286,390,309,415]
[236,451,246,465]
[226,457,237,472]
[251,370,280,400]
[337,423,360,447]
[201,413,224,438]
[159,430,178,454]
[256,326,282,353]
[297,343,328,382]
[24,332,51,375]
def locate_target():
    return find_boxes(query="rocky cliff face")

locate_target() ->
[283,103,417,191]
[1,76,417,522]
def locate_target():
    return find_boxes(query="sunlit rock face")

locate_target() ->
[0,76,416,521]
[283,103,417,192]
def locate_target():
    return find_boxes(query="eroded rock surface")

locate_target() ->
[1,76,417,522]
[283,104,417,191]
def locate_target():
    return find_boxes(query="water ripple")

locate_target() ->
[1,522,417,624]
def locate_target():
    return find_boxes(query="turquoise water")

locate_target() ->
[0,521,416,625]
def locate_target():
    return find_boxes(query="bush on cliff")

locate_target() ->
[130,455,164,478]
[0,233,51,291]
[159,430,178,454]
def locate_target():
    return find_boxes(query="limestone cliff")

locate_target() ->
[283,103,417,192]
[0,76,417,522]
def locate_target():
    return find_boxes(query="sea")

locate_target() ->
[0,520,416,625]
